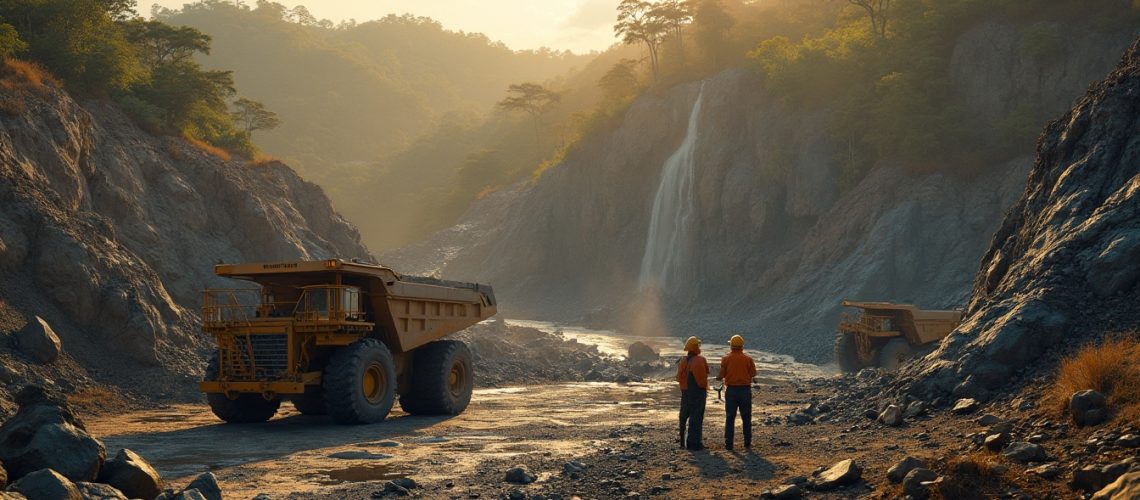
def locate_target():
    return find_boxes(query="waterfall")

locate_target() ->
[638,83,705,290]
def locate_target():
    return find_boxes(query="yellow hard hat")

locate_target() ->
[684,336,701,352]
[730,334,744,348]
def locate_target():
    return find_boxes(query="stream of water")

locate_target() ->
[505,318,830,381]
[638,82,706,290]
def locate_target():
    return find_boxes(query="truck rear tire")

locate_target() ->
[204,354,281,423]
[834,332,863,373]
[323,339,396,424]
[291,386,327,416]
[876,338,914,371]
[399,340,474,416]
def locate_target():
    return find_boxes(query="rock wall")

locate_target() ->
[386,21,1137,364]
[0,80,370,408]
[907,35,1140,398]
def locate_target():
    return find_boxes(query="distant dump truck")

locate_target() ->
[835,300,962,372]
[198,259,496,424]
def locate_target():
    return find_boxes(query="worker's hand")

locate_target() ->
[715,375,723,381]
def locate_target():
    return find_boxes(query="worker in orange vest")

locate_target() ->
[676,335,709,451]
[716,334,757,450]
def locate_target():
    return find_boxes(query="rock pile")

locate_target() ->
[0,385,221,500]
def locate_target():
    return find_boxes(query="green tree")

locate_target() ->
[0,23,28,59]
[598,58,640,102]
[615,0,668,82]
[652,0,692,66]
[848,0,891,39]
[0,0,141,93]
[497,82,561,151]
[122,19,211,72]
[691,0,735,68]
[231,97,280,138]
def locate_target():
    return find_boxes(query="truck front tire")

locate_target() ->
[834,332,863,373]
[324,339,396,424]
[399,340,474,416]
[204,353,281,423]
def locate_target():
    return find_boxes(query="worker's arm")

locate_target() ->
[715,357,726,381]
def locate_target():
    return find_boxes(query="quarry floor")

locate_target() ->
[83,378,1081,500]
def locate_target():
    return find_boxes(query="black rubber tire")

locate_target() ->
[204,353,281,424]
[291,385,327,415]
[323,339,397,424]
[876,338,914,371]
[834,332,863,373]
[399,340,474,416]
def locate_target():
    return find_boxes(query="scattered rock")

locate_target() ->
[97,448,163,500]
[626,342,658,363]
[0,388,105,482]
[902,468,939,498]
[13,317,61,364]
[812,459,861,490]
[563,461,587,475]
[877,405,903,426]
[75,482,128,500]
[183,472,221,500]
[1001,442,1047,463]
[1116,435,1140,448]
[984,432,1011,451]
[1093,471,1140,500]
[887,456,926,483]
[769,483,802,499]
[1027,463,1062,480]
[903,401,926,419]
[7,469,81,500]
[173,488,207,500]
[503,466,535,484]
[378,481,411,497]
[1072,462,1131,492]
[951,399,979,414]
[977,414,1000,426]
[1071,390,1109,427]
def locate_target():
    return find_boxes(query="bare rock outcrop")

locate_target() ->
[906,36,1140,397]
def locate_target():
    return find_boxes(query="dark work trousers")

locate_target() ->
[724,386,752,448]
[679,372,707,449]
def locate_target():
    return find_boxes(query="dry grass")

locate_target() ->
[0,59,60,95]
[1048,335,1140,422]
[184,137,232,162]
[247,153,276,167]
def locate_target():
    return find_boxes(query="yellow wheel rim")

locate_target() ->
[362,363,385,404]
[448,361,465,397]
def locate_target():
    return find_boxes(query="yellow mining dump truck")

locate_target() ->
[198,259,496,424]
[834,300,962,372]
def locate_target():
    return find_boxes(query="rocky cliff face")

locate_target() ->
[0,78,369,413]
[906,35,1140,398]
[387,21,1137,364]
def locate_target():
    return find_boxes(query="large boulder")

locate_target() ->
[7,469,81,500]
[626,342,659,363]
[13,317,61,365]
[74,482,128,500]
[0,387,105,482]
[1094,471,1140,500]
[97,449,163,500]
[887,456,926,483]
[1070,390,1109,427]
[812,459,861,490]
[183,472,221,500]
[877,405,903,426]
[1072,462,1131,493]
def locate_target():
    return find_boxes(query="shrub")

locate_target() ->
[1048,335,1140,423]
[0,59,60,94]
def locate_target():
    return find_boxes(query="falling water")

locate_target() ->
[638,83,705,290]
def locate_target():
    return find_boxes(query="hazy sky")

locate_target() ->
[146,0,623,53]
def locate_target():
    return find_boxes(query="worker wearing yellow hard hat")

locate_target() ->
[676,335,708,451]
[716,333,757,450]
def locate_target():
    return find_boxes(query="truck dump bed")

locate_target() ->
[212,259,497,353]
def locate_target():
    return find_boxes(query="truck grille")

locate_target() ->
[226,334,289,379]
